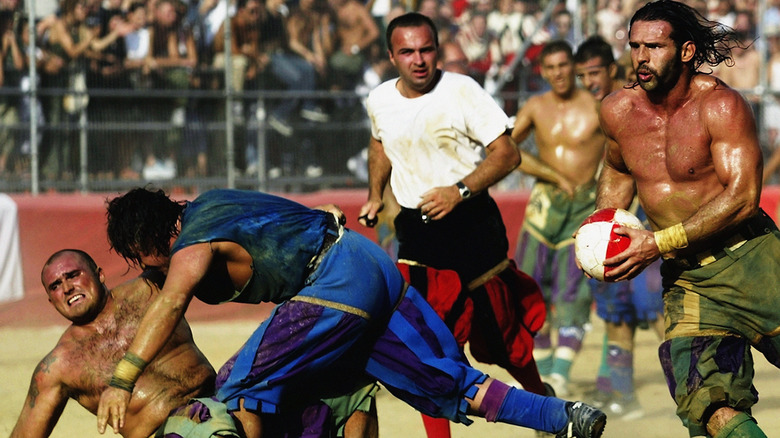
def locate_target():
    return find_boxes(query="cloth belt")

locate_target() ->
[666,210,776,270]
[305,213,343,277]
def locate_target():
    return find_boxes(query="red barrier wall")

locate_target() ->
[4,187,779,327]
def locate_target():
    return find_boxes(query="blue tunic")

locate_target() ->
[173,189,487,425]
[172,189,330,304]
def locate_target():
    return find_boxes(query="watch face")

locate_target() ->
[457,182,471,198]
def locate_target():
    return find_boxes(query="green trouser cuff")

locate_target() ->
[716,412,766,438]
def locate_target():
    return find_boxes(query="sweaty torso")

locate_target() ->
[335,1,366,48]
[530,88,605,188]
[603,76,726,230]
[56,279,216,438]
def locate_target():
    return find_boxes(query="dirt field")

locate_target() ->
[3,314,780,438]
[5,190,780,437]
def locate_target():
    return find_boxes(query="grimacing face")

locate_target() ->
[42,252,108,324]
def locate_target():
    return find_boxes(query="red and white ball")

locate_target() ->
[575,208,644,281]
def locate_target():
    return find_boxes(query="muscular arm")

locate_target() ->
[419,133,520,221]
[461,133,521,195]
[595,135,636,210]
[98,244,210,434]
[595,92,653,281]
[11,354,69,438]
[598,87,762,281]
[511,98,575,194]
[672,88,762,243]
[517,150,577,195]
[358,136,391,226]
[510,97,535,145]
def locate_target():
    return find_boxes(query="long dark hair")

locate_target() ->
[630,0,743,71]
[106,187,184,267]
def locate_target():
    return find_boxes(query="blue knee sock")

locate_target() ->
[596,334,612,394]
[597,334,610,380]
[551,326,585,379]
[534,332,554,376]
[480,380,569,433]
[607,345,634,399]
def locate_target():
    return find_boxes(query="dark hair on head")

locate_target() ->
[574,35,615,65]
[106,187,185,268]
[540,39,573,62]
[41,249,99,285]
[386,12,439,52]
[62,0,83,14]
[630,0,743,71]
[553,8,572,19]
[127,1,145,13]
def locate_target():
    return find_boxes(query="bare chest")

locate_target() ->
[533,101,602,148]
[61,338,130,414]
[64,303,145,401]
[615,107,713,182]
[336,6,361,31]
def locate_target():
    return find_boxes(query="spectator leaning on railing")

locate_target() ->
[0,0,25,176]
[39,0,95,181]
[287,0,334,86]
[145,0,198,179]
[256,0,329,137]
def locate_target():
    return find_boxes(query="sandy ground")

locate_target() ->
[3,314,780,438]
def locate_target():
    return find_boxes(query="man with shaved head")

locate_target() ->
[11,249,218,438]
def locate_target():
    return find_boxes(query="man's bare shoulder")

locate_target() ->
[37,326,101,391]
[32,342,70,384]
[341,0,365,13]
[600,86,642,120]
[693,74,751,110]
[572,88,602,112]
[517,92,550,117]
[111,271,162,302]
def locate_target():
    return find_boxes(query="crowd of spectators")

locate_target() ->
[1,0,779,185]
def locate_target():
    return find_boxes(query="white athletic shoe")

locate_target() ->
[547,373,571,397]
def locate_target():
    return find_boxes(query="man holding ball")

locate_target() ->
[595,1,780,437]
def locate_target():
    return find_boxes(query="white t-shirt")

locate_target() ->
[125,27,150,60]
[366,71,509,208]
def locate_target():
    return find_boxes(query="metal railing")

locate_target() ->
[4,0,779,194]
[3,82,780,194]
[1,84,376,194]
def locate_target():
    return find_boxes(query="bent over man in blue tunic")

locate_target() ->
[96,187,606,438]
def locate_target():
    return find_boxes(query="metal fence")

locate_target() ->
[3,0,780,194]
[3,82,779,195]
[0,84,376,194]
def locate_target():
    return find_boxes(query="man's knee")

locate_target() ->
[706,408,765,438]
[343,405,378,438]
[658,337,759,436]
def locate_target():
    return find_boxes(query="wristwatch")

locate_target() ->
[456,181,472,199]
